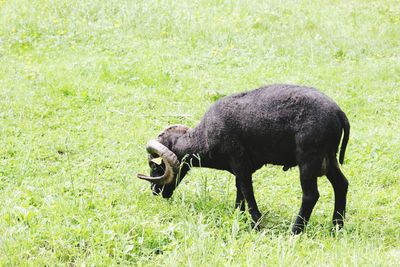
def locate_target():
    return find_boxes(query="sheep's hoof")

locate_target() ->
[333,219,344,228]
[332,219,344,234]
[291,224,305,235]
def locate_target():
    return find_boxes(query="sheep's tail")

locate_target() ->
[338,110,350,164]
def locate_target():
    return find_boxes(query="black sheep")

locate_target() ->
[137,84,350,234]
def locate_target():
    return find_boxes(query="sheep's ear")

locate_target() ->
[151,157,163,165]
[158,125,190,138]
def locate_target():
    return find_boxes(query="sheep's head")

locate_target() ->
[137,125,190,198]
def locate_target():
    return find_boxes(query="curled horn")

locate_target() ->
[137,140,180,185]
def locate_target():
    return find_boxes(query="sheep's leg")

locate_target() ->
[292,166,319,234]
[326,163,348,229]
[237,174,262,229]
[235,176,245,211]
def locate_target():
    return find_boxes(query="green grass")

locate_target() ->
[1,0,399,265]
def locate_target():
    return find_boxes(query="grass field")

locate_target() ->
[1,0,399,265]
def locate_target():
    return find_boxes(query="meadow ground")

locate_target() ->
[0,0,399,265]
